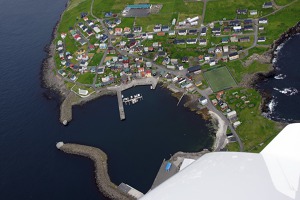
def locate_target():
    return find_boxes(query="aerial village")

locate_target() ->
[55,1,275,134]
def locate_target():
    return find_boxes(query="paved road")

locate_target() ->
[194,87,244,151]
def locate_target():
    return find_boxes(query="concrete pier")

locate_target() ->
[58,143,135,200]
[117,90,125,120]
[108,77,159,120]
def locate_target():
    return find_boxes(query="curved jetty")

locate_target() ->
[57,143,135,200]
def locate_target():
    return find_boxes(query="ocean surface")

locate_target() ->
[257,34,300,122]
[0,0,214,199]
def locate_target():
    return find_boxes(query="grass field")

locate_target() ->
[242,46,269,61]
[227,60,272,83]
[274,0,294,6]
[89,51,104,66]
[204,66,237,92]
[58,0,92,33]
[222,88,282,152]
[77,72,95,84]
[204,0,274,23]
[262,0,300,44]
[92,0,134,17]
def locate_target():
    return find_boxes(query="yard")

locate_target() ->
[204,0,274,23]
[92,0,134,18]
[89,51,104,66]
[227,60,272,83]
[76,72,95,84]
[204,66,237,92]
[262,0,300,44]
[274,0,294,6]
[222,88,282,152]
[57,0,92,33]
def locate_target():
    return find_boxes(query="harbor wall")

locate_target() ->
[58,143,135,200]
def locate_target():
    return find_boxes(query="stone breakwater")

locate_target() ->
[60,89,116,124]
[58,143,135,200]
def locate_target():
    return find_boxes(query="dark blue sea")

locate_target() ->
[257,34,300,122]
[0,0,214,199]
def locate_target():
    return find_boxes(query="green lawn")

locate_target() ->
[223,88,282,152]
[274,0,294,6]
[204,66,237,92]
[134,0,203,31]
[57,0,92,33]
[89,51,104,66]
[117,17,135,28]
[243,46,269,60]
[263,0,300,44]
[204,0,274,23]
[77,72,95,84]
[92,0,134,18]
[135,13,173,31]
[227,60,272,83]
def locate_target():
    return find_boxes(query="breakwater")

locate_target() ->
[57,142,135,200]
[60,89,116,124]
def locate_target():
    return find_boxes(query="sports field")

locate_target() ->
[204,66,237,92]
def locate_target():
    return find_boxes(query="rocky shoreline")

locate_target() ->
[240,22,300,116]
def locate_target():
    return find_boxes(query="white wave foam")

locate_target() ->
[274,74,286,80]
[273,87,298,96]
[268,98,277,113]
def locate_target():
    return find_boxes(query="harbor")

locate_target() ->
[122,94,143,105]
[108,77,159,121]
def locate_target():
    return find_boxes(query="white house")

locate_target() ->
[199,96,208,105]
[78,89,88,96]
[233,121,241,128]
[227,110,237,122]
[229,52,239,60]
[223,45,229,53]
[259,18,268,24]
[169,30,175,36]
[178,29,187,36]
[187,39,197,44]
[93,27,101,33]
[199,39,207,46]
[177,65,184,71]
[233,26,242,31]
[249,10,257,15]
[258,37,266,42]
[204,55,210,61]
[209,60,216,66]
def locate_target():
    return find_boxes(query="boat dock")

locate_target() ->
[123,94,143,105]
[108,77,159,120]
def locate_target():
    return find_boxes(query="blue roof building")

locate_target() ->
[126,4,152,9]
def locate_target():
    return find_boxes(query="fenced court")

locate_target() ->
[204,66,237,92]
